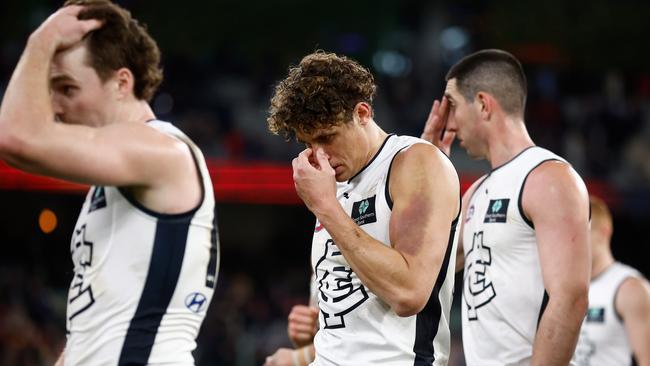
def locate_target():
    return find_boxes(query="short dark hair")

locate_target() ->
[267,51,377,140]
[446,49,527,117]
[64,0,163,102]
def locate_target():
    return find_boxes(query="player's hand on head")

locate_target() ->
[292,148,336,213]
[421,97,455,156]
[32,5,103,51]
[288,305,319,347]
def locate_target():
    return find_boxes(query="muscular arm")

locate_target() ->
[0,7,198,212]
[295,144,460,316]
[524,161,591,366]
[616,276,650,366]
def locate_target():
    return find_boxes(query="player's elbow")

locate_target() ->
[573,288,589,317]
[391,291,428,317]
[0,129,31,167]
[552,284,589,320]
[0,129,21,159]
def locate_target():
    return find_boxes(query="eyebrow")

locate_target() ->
[296,130,336,144]
[50,75,77,85]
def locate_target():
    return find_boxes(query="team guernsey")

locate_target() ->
[574,262,641,366]
[64,120,219,365]
[461,146,574,366]
[311,134,459,366]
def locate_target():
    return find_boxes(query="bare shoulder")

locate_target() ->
[391,142,458,183]
[104,121,189,152]
[110,122,193,165]
[617,275,650,315]
[389,142,460,219]
[97,121,197,188]
[522,160,589,221]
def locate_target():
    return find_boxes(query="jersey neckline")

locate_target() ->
[347,133,395,183]
[488,145,537,175]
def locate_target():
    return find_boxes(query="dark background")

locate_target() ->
[1,0,649,365]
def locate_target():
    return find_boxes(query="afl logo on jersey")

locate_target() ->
[465,204,475,223]
[185,292,208,313]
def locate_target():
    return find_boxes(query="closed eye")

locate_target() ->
[315,134,335,144]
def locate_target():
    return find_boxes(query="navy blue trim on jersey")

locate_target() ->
[467,146,536,208]
[517,158,560,229]
[118,216,191,365]
[536,290,549,329]
[384,145,410,210]
[347,134,395,183]
[413,215,459,365]
[206,211,219,288]
[591,263,615,283]
[466,175,489,208]
[489,145,536,174]
[613,276,635,323]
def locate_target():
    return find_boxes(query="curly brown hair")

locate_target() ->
[63,0,163,102]
[267,51,377,140]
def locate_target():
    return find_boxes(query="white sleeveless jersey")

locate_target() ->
[461,146,577,366]
[574,262,641,366]
[64,120,219,365]
[311,134,460,366]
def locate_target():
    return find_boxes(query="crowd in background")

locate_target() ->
[1,0,649,365]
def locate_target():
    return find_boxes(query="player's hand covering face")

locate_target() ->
[292,147,337,213]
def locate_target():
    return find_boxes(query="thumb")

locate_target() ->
[80,19,103,34]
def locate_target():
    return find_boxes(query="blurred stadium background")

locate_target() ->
[1,0,649,365]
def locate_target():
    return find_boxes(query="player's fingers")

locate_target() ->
[426,100,439,124]
[289,316,317,328]
[289,322,317,333]
[79,19,103,34]
[290,304,312,314]
[62,4,84,14]
[298,148,313,160]
[442,131,456,146]
[289,309,317,321]
[315,148,332,171]
[422,100,440,135]
[440,96,449,117]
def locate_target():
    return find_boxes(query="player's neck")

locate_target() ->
[486,117,535,169]
[591,248,615,280]
[364,122,388,164]
[111,99,156,126]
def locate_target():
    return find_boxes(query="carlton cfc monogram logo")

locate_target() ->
[463,231,496,320]
[315,239,369,329]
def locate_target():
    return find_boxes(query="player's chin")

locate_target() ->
[333,166,348,181]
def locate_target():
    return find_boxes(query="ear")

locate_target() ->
[353,102,373,125]
[475,91,494,121]
[114,67,135,100]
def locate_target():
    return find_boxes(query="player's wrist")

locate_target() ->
[292,346,313,366]
[312,198,344,225]
[27,30,58,55]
